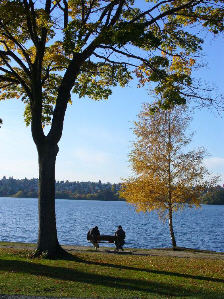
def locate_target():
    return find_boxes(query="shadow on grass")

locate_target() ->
[56,251,224,284]
[76,256,224,284]
[0,256,223,299]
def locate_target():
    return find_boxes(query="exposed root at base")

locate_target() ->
[30,243,70,259]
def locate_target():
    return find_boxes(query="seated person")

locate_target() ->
[87,226,100,249]
[115,225,125,251]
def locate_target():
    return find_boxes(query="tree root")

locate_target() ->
[30,242,70,259]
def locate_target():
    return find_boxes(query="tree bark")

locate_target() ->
[30,52,88,257]
[35,139,64,256]
[167,112,177,249]
[168,206,177,249]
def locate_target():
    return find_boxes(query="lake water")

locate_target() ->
[0,198,223,252]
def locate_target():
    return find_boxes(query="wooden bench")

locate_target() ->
[87,234,116,243]
[87,235,117,249]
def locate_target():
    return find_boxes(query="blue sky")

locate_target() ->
[0,34,223,184]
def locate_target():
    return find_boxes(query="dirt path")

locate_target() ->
[0,242,223,260]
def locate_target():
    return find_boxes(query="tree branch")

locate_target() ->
[0,47,31,78]
[0,82,17,89]
[129,0,171,24]
[142,0,203,27]
[93,51,137,68]
[0,74,20,85]
[83,0,97,24]
[22,0,39,46]
[0,53,32,98]
[0,24,32,70]
[97,45,160,74]
[108,0,125,28]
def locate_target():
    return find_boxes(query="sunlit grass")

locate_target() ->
[0,247,223,298]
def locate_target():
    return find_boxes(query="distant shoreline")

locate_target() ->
[1,177,224,204]
[1,196,223,205]
[0,196,125,201]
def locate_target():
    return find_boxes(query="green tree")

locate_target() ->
[111,183,117,194]
[120,104,219,248]
[201,187,224,205]
[0,0,223,256]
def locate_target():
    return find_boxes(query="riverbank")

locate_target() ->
[1,242,224,299]
[0,241,224,260]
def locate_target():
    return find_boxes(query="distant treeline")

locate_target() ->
[0,176,223,204]
[0,176,123,201]
[11,190,122,201]
[200,187,224,205]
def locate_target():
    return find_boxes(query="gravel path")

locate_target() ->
[0,242,223,260]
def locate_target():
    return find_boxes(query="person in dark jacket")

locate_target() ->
[87,226,100,249]
[115,225,125,251]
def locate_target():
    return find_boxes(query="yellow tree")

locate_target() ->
[120,104,219,248]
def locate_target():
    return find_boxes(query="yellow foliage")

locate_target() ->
[120,104,219,220]
[170,55,194,76]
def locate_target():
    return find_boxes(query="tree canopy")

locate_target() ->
[120,104,219,247]
[1,0,223,122]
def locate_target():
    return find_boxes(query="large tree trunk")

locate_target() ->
[168,206,177,249]
[35,140,64,256]
[30,54,85,257]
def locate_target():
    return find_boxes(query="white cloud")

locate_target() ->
[204,157,224,185]
[204,157,224,171]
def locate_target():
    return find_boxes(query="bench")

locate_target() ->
[87,234,117,249]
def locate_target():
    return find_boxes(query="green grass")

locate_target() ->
[0,247,223,298]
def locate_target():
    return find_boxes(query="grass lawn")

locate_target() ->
[0,245,223,298]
